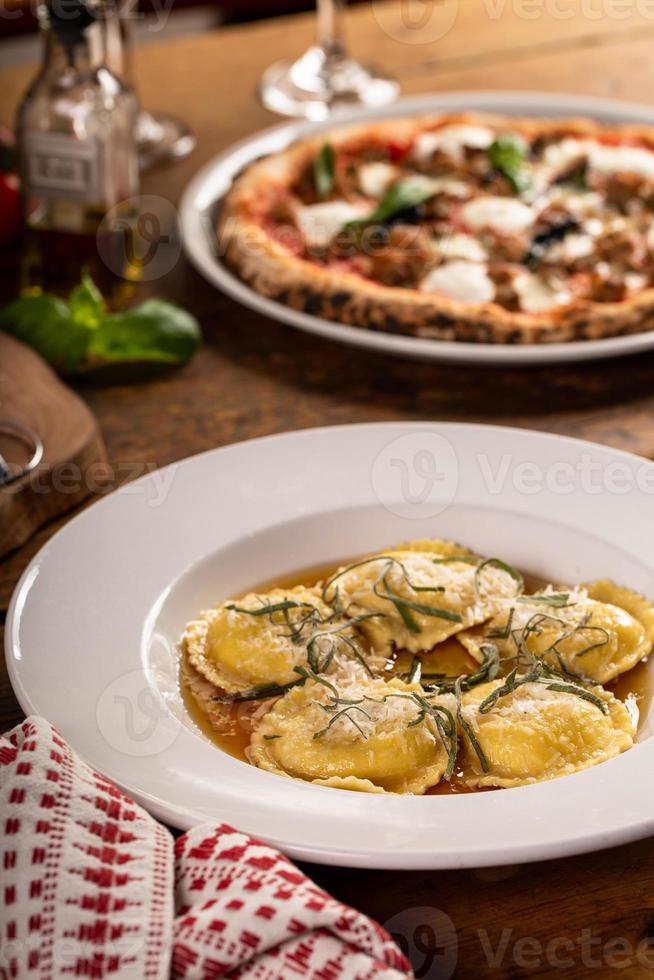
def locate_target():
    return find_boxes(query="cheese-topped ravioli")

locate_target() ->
[459,586,651,684]
[250,676,455,794]
[459,680,634,788]
[324,550,520,657]
[586,579,654,649]
[182,586,374,694]
[397,538,478,558]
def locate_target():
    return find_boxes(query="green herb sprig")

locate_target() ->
[313,143,335,200]
[323,555,464,637]
[516,593,572,608]
[421,644,500,694]
[488,134,531,195]
[430,554,524,597]
[477,656,608,715]
[221,596,375,693]
[0,273,201,377]
[455,677,488,774]
[342,178,436,231]
[374,575,462,634]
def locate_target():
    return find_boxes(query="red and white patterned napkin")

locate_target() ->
[0,717,412,980]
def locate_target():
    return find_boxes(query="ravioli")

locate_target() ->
[585,578,654,648]
[459,680,635,788]
[179,540,651,797]
[249,676,454,794]
[458,586,652,684]
[182,586,373,694]
[397,538,478,558]
[324,549,520,657]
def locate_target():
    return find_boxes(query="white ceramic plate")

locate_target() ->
[6,422,654,868]
[180,90,654,367]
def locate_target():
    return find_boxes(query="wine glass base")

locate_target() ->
[260,47,400,121]
[137,110,197,171]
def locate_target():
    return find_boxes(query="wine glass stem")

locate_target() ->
[316,0,347,61]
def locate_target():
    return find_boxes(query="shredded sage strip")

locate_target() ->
[224,593,377,680]
[455,677,489,774]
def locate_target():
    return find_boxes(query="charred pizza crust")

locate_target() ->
[218,112,654,345]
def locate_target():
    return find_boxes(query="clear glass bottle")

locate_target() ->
[16,0,140,300]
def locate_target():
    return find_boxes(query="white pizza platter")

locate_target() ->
[179,90,654,366]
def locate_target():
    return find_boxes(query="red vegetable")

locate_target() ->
[0,130,20,248]
[387,138,413,162]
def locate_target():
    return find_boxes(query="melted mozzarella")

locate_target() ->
[513,270,571,313]
[420,260,495,303]
[544,137,654,180]
[426,177,471,197]
[397,173,470,199]
[357,162,397,198]
[295,201,368,246]
[546,232,595,263]
[432,232,488,262]
[545,186,604,218]
[542,138,588,173]
[625,272,648,294]
[249,677,452,794]
[590,142,654,179]
[413,124,494,162]
[461,195,534,235]
[460,680,634,788]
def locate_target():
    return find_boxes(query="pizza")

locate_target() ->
[218,112,654,345]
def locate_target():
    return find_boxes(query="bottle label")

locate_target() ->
[24,131,102,202]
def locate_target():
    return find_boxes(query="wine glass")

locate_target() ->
[259,0,399,120]
[110,1,196,170]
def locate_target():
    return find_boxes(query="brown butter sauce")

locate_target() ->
[180,559,652,794]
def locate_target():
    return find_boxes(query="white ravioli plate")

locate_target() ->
[180,90,654,367]
[6,422,654,868]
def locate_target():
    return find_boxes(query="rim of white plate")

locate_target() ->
[6,421,654,868]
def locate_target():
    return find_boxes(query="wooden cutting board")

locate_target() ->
[0,334,107,558]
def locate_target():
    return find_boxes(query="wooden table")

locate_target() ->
[3,4,654,976]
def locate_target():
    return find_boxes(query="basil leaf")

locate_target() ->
[87,299,201,366]
[488,135,531,195]
[313,143,335,200]
[0,275,201,376]
[344,177,436,230]
[69,271,104,328]
[0,292,89,371]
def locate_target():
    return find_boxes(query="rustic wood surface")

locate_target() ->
[0,334,107,556]
[2,3,654,976]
